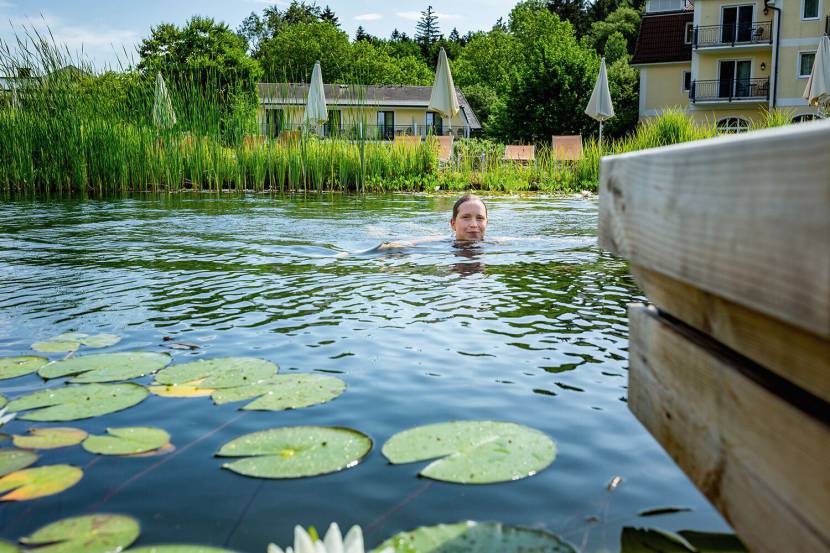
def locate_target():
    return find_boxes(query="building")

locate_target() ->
[633,0,829,130]
[257,83,482,139]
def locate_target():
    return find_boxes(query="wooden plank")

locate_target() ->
[628,305,830,553]
[631,265,830,404]
[599,120,830,338]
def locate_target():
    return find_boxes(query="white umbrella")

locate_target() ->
[428,47,460,135]
[152,72,176,129]
[585,57,614,145]
[803,35,830,108]
[303,60,328,135]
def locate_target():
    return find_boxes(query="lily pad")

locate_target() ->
[0,450,38,476]
[0,464,82,501]
[620,528,696,553]
[148,383,215,398]
[217,426,371,479]
[32,341,80,354]
[13,427,88,449]
[0,356,49,380]
[373,521,577,553]
[79,334,122,349]
[0,395,6,409]
[679,531,748,553]
[211,374,346,411]
[381,421,556,484]
[39,352,171,383]
[153,357,278,389]
[0,541,20,553]
[7,383,148,421]
[83,427,170,456]
[129,547,238,552]
[21,513,140,553]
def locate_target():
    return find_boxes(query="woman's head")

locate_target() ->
[451,194,488,241]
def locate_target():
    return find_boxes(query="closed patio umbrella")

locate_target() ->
[585,57,614,146]
[152,72,176,129]
[303,60,328,135]
[803,35,830,109]
[428,47,460,136]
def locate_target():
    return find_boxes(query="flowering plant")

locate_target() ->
[268,523,393,553]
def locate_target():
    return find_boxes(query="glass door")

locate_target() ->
[722,6,753,43]
[425,112,443,136]
[377,111,394,140]
[719,60,751,98]
[719,60,735,98]
[734,60,751,96]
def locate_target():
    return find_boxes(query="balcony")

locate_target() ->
[320,124,465,140]
[645,0,693,13]
[690,78,770,104]
[694,22,773,50]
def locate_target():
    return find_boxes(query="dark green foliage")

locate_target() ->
[416,6,441,53]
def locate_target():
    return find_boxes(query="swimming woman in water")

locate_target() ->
[450,194,487,242]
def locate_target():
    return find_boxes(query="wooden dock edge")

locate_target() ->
[630,265,830,405]
[628,304,830,553]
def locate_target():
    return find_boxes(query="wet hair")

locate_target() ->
[452,194,487,221]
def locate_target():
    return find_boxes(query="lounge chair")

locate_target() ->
[436,135,454,164]
[503,145,535,164]
[243,135,266,149]
[551,135,583,162]
[279,130,301,143]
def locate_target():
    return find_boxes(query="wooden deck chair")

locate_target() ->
[279,130,301,144]
[436,135,454,164]
[243,135,266,149]
[394,135,422,147]
[551,135,583,162]
[503,145,535,164]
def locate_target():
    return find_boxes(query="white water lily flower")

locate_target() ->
[267,523,393,553]
[0,407,14,427]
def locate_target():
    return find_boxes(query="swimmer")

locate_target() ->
[375,194,488,250]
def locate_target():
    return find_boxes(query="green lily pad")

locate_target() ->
[7,383,148,421]
[0,450,38,476]
[39,352,171,383]
[373,521,577,553]
[129,547,238,552]
[153,357,278,389]
[21,513,140,553]
[13,427,88,449]
[32,341,80,354]
[0,464,82,501]
[0,356,49,380]
[216,426,371,479]
[381,421,556,484]
[0,540,20,553]
[211,374,346,411]
[0,395,6,409]
[83,427,170,456]
[79,334,122,349]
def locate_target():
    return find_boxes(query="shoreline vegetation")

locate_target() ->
[0,33,796,196]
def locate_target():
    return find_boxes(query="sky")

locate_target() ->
[0,0,518,70]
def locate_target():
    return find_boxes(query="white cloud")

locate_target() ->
[0,1,15,9]
[396,11,421,21]
[354,13,382,21]
[435,12,461,20]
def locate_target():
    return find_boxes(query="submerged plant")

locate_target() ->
[268,523,392,553]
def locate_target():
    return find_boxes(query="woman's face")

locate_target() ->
[451,200,488,241]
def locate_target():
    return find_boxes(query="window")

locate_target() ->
[265,109,283,138]
[685,22,694,44]
[798,51,816,78]
[802,0,819,19]
[682,71,692,92]
[425,111,443,135]
[792,113,820,123]
[377,111,394,140]
[717,117,750,133]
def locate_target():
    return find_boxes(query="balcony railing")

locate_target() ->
[690,78,770,102]
[645,0,693,12]
[320,124,464,140]
[694,21,773,48]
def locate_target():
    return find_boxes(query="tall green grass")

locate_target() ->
[0,33,795,196]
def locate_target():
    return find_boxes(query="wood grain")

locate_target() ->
[628,305,830,553]
[599,120,830,338]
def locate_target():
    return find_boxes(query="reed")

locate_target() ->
[0,34,788,196]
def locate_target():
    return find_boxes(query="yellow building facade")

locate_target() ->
[257,83,481,140]
[633,0,828,130]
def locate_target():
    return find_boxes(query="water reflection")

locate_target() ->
[450,242,486,277]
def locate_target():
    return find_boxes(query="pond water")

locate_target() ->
[0,194,733,552]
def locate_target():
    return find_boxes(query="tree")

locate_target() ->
[256,20,350,81]
[604,56,639,137]
[416,6,441,51]
[320,6,339,27]
[282,1,322,24]
[453,28,520,97]
[460,82,499,125]
[492,17,508,32]
[603,31,628,63]
[589,5,640,54]
[545,0,588,36]
[355,26,369,41]
[448,28,460,42]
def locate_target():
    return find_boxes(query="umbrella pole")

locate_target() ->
[599,121,603,153]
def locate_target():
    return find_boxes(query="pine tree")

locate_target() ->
[391,28,401,41]
[355,25,369,41]
[448,27,460,42]
[415,5,441,49]
[492,17,507,32]
[320,5,339,27]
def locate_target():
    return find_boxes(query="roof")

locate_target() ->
[631,11,693,65]
[258,83,482,129]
